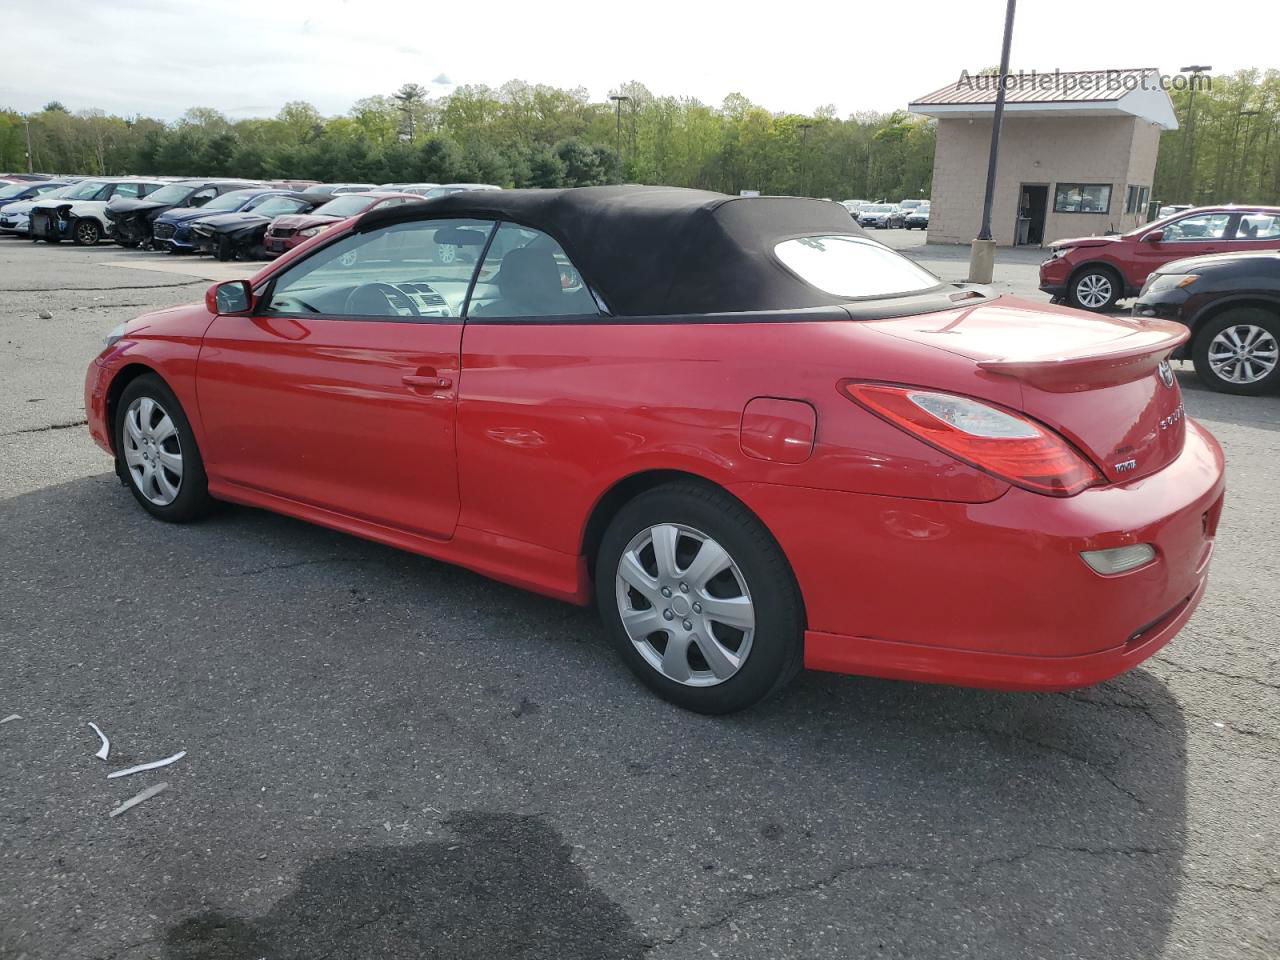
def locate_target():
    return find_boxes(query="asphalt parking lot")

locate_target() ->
[1,236,1277,960]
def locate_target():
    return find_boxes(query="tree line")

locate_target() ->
[1,69,1276,206]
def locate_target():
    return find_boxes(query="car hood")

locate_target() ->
[269,213,341,232]
[157,205,227,225]
[107,197,168,216]
[193,211,271,233]
[1049,235,1121,250]
[1,198,44,215]
[862,296,1190,485]
[1151,249,1280,275]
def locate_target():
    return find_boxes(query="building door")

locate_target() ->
[1016,184,1048,246]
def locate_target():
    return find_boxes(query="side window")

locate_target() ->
[112,183,143,199]
[1234,214,1280,241]
[263,218,494,319]
[190,188,217,207]
[1164,212,1231,241]
[469,223,599,319]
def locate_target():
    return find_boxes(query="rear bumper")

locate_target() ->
[730,420,1225,691]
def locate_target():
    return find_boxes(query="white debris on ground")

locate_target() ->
[0,714,20,724]
[108,782,169,818]
[88,722,111,760]
[107,750,186,779]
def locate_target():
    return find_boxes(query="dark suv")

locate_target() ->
[1039,206,1280,312]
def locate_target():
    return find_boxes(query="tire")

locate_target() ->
[117,238,139,249]
[114,374,217,523]
[1068,265,1121,312]
[594,481,804,713]
[72,218,101,246]
[1191,308,1280,395]
[215,236,235,262]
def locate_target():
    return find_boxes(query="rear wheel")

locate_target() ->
[115,374,217,522]
[1068,266,1121,311]
[215,236,235,261]
[1192,308,1280,395]
[73,218,101,246]
[595,482,803,713]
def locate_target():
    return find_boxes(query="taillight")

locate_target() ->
[840,382,1103,497]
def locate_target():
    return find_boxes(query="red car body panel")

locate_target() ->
[1040,204,1280,297]
[86,211,1226,693]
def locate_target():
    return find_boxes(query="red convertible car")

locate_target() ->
[85,187,1225,713]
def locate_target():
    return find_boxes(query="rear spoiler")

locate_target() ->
[977,321,1189,391]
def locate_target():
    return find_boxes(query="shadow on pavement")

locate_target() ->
[1,476,1188,960]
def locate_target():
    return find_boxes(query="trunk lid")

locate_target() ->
[865,298,1189,484]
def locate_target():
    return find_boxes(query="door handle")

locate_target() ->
[402,374,453,390]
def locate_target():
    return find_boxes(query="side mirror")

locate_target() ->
[206,279,253,315]
[1143,230,1164,243]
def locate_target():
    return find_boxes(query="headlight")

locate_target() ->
[1049,247,1070,260]
[104,322,127,347]
[1144,273,1199,295]
[298,225,327,238]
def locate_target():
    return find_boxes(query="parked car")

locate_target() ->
[903,203,931,230]
[29,178,166,245]
[1157,203,1194,219]
[152,188,296,253]
[0,179,70,210]
[398,183,442,197]
[189,192,327,260]
[1039,205,1280,312]
[1133,248,1280,395]
[105,178,262,248]
[898,199,927,217]
[301,183,378,197]
[85,186,1223,714]
[857,203,900,229]
[418,183,502,198]
[840,199,869,217]
[262,192,420,257]
[0,182,78,235]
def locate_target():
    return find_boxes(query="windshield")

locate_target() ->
[200,190,258,212]
[775,235,941,298]
[250,196,304,216]
[0,183,33,200]
[423,187,465,198]
[144,183,197,204]
[66,180,108,200]
[900,200,922,209]
[313,195,375,218]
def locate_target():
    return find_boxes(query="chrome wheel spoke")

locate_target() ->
[618,550,660,602]
[151,415,177,443]
[621,606,664,637]
[660,633,693,683]
[156,449,183,474]
[124,411,145,443]
[693,633,740,681]
[155,467,180,501]
[649,524,681,581]
[699,595,755,631]
[137,398,156,434]
[682,539,731,591]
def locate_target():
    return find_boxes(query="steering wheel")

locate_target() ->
[343,282,420,317]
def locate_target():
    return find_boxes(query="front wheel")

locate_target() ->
[115,374,217,522]
[73,218,101,246]
[595,482,803,713]
[1192,308,1280,395]
[1068,266,1121,311]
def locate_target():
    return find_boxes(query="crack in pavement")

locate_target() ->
[645,843,1173,952]
[1,419,88,437]
[1155,655,1280,692]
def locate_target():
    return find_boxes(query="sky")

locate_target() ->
[3,0,1277,121]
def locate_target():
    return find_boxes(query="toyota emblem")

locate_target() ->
[1158,360,1175,388]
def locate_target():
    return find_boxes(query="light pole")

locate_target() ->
[22,114,33,173]
[610,94,630,176]
[967,0,1016,283]
[797,122,813,196]
[1180,65,1212,202]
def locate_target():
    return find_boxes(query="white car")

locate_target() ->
[0,182,78,235]
[419,183,502,198]
[29,178,167,245]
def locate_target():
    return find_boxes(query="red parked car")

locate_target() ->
[262,191,420,257]
[85,187,1224,713]
[1040,205,1280,312]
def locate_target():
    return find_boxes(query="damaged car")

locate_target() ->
[105,178,262,248]
[152,188,289,253]
[29,178,166,245]
[189,192,325,260]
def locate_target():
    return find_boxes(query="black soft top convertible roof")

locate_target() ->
[357,185,872,316]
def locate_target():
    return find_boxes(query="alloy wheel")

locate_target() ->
[1207,324,1279,385]
[122,397,183,506]
[614,523,756,687]
[75,221,99,245]
[1075,273,1113,309]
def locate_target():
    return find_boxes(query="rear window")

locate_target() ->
[775,235,941,299]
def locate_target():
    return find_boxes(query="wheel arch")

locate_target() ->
[579,469,807,625]
[104,363,163,454]
[1067,258,1124,288]
[1189,296,1280,341]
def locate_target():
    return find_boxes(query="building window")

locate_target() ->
[1125,185,1151,215]
[1054,183,1112,214]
